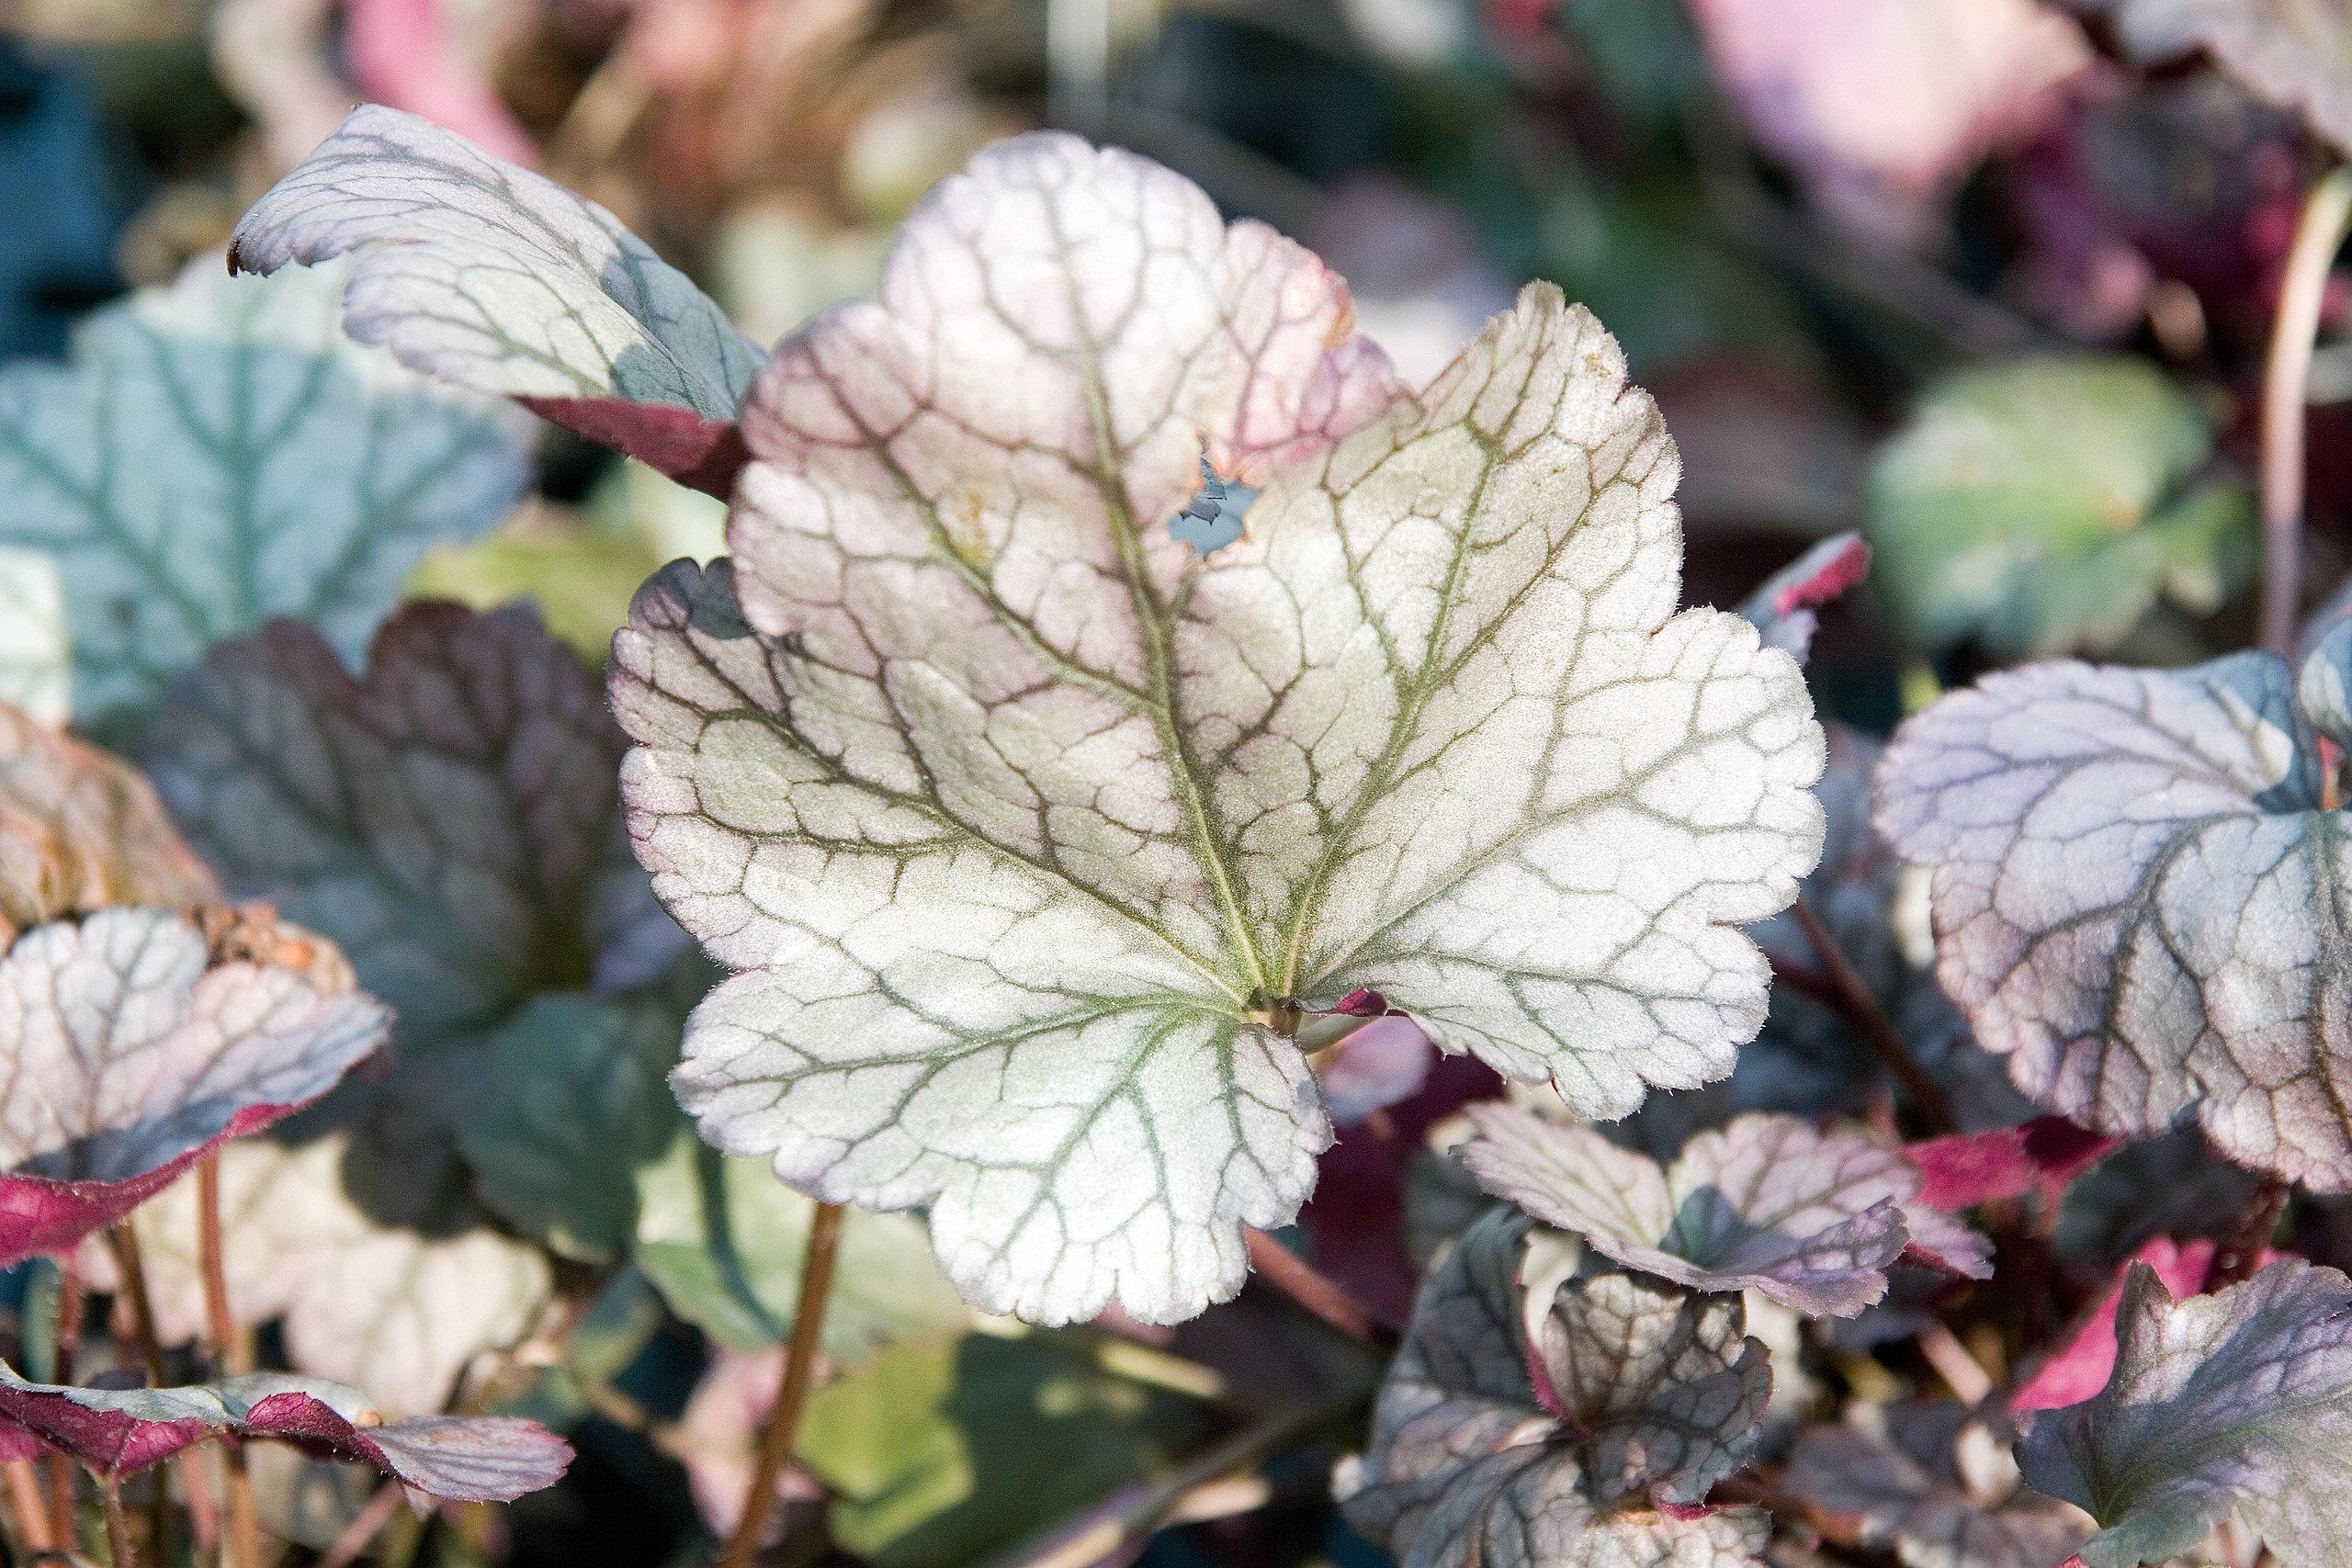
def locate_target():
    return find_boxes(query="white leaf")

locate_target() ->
[0,257,528,723]
[231,106,764,492]
[611,132,1826,1325]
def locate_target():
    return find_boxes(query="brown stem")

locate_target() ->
[717,1201,846,1568]
[1789,898,1956,1132]
[316,1479,406,1568]
[1242,1228,1398,1348]
[196,1157,263,1568]
[2209,1176,2290,1290]
[100,1479,134,1568]
[2260,165,2352,657]
[44,1258,82,1548]
[103,1227,176,1561]
[5,1459,57,1557]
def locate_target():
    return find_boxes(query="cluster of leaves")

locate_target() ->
[19,0,2352,1564]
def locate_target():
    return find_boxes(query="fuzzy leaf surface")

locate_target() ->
[0,258,528,723]
[142,601,681,1054]
[0,1363,568,1499]
[611,131,1825,1325]
[2020,1258,2352,1567]
[1339,1212,1770,1567]
[1877,641,2352,1188]
[230,106,763,491]
[1460,1106,1911,1315]
[0,908,387,1263]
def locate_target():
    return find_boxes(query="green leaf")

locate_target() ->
[631,1130,966,1356]
[0,257,529,726]
[1866,355,2253,658]
[407,521,667,666]
[796,1332,1206,1568]
[454,990,687,1263]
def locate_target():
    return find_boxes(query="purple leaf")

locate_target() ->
[0,1365,568,1500]
[1787,1402,2089,1568]
[2010,1237,2218,1415]
[1909,1120,2115,1213]
[0,907,389,1265]
[1459,1107,1913,1316]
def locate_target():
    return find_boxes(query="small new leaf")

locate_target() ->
[0,908,388,1264]
[2019,1258,2352,1568]
[1459,1106,1912,1316]
[231,106,765,493]
[0,258,528,723]
[612,131,1824,1325]
[1340,1212,1770,1568]
[1877,639,2352,1188]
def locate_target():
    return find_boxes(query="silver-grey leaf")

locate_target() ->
[1787,1403,2088,1568]
[1460,1106,1913,1316]
[1876,649,2352,1188]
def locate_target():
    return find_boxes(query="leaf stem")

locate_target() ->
[103,1226,176,1561]
[196,1156,263,1568]
[100,1479,133,1568]
[316,1479,407,1568]
[2260,164,2352,657]
[2209,1175,2290,1290]
[43,1258,81,1547]
[717,1200,846,1568]
[1242,1227,1398,1348]
[1788,898,1956,1133]
[4,1458,57,1557]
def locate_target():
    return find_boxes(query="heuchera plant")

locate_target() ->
[23,19,2352,1556]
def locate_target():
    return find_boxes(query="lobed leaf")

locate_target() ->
[1339,1212,1770,1567]
[1876,637,2352,1189]
[0,1364,568,1500]
[0,257,529,724]
[116,1133,550,1416]
[2010,1237,2216,1415]
[1787,1403,2088,1568]
[230,106,764,494]
[1459,1106,1913,1315]
[0,908,388,1264]
[0,699,216,946]
[2019,1258,2352,1567]
[141,600,683,1055]
[611,131,1825,1325]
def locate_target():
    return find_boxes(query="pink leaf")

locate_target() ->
[2010,1237,2217,1413]
[345,0,537,169]
[1909,1118,2116,1212]
[517,395,750,501]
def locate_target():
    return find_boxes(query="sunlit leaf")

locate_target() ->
[794,1331,1208,1568]
[610,132,1825,1325]
[1786,1402,2089,1568]
[0,907,387,1264]
[1459,1107,1911,1315]
[116,1132,550,1416]
[2086,0,2352,154]
[1338,1212,1770,1567]
[141,600,683,1054]
[230,106,764,494]
[0,1363,567,1500]
[0,699,215,946]
[0,550,68,726]
[2019,1258,2352,1567]
[0,257,529,724]
[1866,357,2254,659]
[632,1129,966,1355]
[1876,635,2352,1188]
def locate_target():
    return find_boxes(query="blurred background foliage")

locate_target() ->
[1,0,2337,1561]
